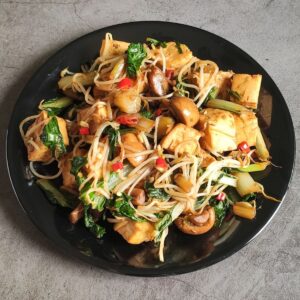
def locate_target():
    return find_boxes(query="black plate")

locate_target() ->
[6,21,295,276]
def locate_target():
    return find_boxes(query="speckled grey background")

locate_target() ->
[0,0,299,299]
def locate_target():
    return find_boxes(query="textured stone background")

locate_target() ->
[0,1,299,299]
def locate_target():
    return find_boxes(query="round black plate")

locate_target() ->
[6,22,295,276]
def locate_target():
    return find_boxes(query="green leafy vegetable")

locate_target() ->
[155,212,172,242]
[144,182,171,201]
[84,206,106,238]
[241,193,257,202]
[103,126,119,160]
[146,37,167,48]
[140,109,153,119]
[154,203,184,242]
[71,156,87,176]
[175,41,183,54]
[228,89,241,100]
[36,179,76,208]
[210,197,230,227]
[111,193,144,221]
[40,97,73,116]
[126,43,147,78]
[40,117,66,158]
[79,181,107,211]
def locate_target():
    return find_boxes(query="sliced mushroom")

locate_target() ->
[170,97,200,127]
[148,66,169,96]
[131,188,146,206]
[175,206,215,235]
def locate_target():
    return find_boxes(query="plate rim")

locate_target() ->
[5,21,296,276]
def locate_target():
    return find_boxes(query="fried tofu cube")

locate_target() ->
[27,140,52,162]
[57,117,69,146]
[121,133,148,167]
[160,123,202,155]
[163,42,193,70]
[234,111,258,146]
[230,74,262,109]
[26,111,68,162]
[77,105,108,134]
[200,108,237,152]
[114,219,155,244]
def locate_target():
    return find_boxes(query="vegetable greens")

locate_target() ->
[40,116,66,158]
[140,109,153,119]
[175,41,183,54]
[84,206,106,238]
[144,182,171,201]
[210,197,230,227]
[71,156,87,176]
[110,193,144,222]
[146,37,167,48]
[36,179,76,208]
[126,43,147,78]
[103,126,119,160]
[155,211,172,242]
[40,97,73,116]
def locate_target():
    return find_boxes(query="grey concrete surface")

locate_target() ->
[0,0,299,299]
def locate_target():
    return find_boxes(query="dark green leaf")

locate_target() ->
[36,179,76,208]
[175,41,183,54]
[40,117,66,158]
[40,97,73,116]
[146,37,167,48]
[103,126,119,160]
[242,193,257,202]
[126,43,147,78]
[140,109,153,119]
[209,197,230,227]
[144,182,171,201]
[111,193,144,221]
[71,156,87,175]
[84,206,106,238]
[79,180,106,211]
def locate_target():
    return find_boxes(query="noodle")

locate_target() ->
[18,32,277,263]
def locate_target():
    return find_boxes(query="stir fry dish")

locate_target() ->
[20,33,278,261]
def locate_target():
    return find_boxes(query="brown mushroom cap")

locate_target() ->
[148,66,169,96]
[170,97,200,127]
[175,206,215,235]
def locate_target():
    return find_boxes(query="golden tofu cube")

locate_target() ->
[234,111,258,146]
[26,111,68,162]
[27,140,52,162]
[56,117,69,146]
[230,74,262,109]
[60,152,76,190]
[163,42,193,70]
[160,123,202,155]
[200,108,237,152]
[114,219,155,244]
